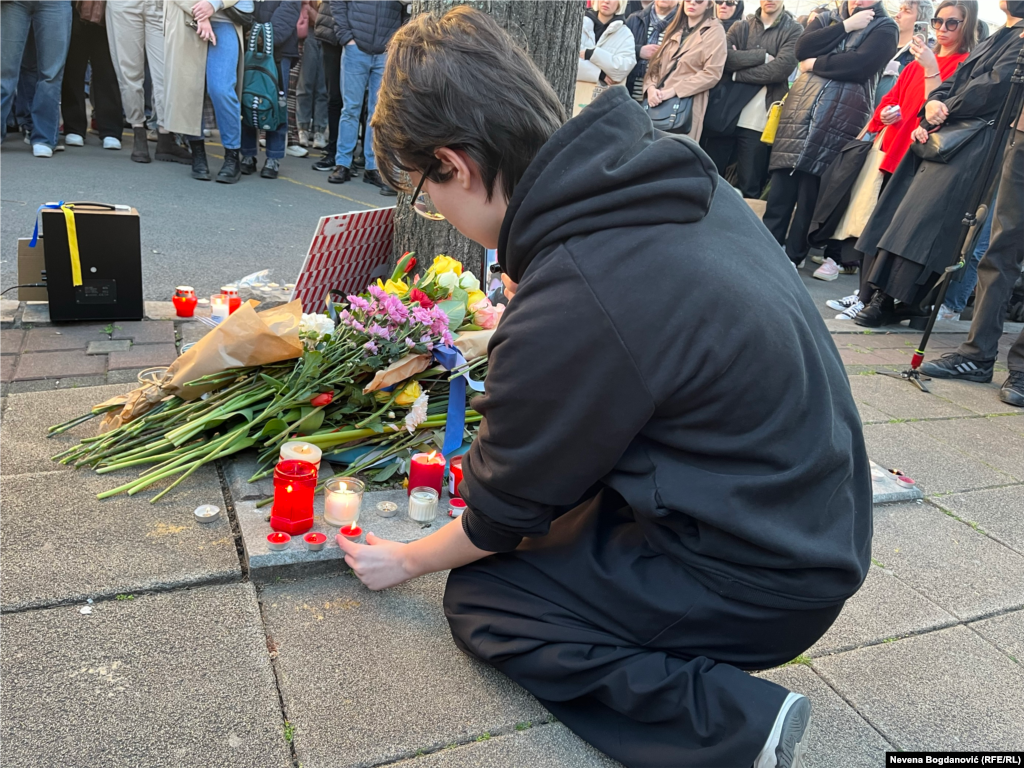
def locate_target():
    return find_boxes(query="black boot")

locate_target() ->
[190,140,210,180]
[855,291,896,328]
[216,148,242,184]
[240,155,258,175]
[156,132,193,164]
[131,127,151,163]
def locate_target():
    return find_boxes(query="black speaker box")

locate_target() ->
[40,202,143,323]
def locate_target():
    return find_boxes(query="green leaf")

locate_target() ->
[451,287,468,306]
[437,299,466,333]
[298,409,325,434]
[257,418,289,438]
[238,408,255,423]
[260,373,287,392]
[371,461,400,482]
[365,419,385,434]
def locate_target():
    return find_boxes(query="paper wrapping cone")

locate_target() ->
[454,330,494,361]
[98,301,304,432]
[362,353,431,394]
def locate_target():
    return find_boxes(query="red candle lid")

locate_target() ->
[449,498,467,509]
[267,532,291,543]
[304,532,327,544]
[275,459,317,480]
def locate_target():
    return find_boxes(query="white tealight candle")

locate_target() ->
[325,479,362,528]
[408,487,439,523]
[280,441,322,471]
[210,293,229,322]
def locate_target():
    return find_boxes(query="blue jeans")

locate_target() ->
[336,44,384,170]
[242,59,290,159]
[944,197,995,312]
[0,1,72,148]
[204,20,241,149]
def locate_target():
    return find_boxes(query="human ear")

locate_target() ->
[435,146,475,191]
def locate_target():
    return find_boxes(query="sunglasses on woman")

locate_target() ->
[409,161,445,221]
[930,16,963,31]
[716,1,738,5]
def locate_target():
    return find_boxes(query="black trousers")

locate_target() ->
[444,490,845,768]
[960,129,1024,370]
[762,169,821,265]
[703,129,770,199]
[61,14,123,139]
[320,40,343,161]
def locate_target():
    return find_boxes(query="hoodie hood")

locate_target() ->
[498,87,717,284]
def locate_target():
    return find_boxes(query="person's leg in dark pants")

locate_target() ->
[61,13,91,138]
[316,40,342,170]
[785,171,821,265]
[444,491,843,768]
[762,169,799,255]
[700,134,736,179]
[733,128,770,199]
[84,22,124,141]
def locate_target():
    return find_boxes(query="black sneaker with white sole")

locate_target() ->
[826,294,860,311]
[753,692,810,768]
[999,371,1024,407]
[919,353,994,383]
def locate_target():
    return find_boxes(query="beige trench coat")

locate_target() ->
[643,16,727,142]
[162,0,243,136]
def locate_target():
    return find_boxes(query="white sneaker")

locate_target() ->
[810,253,825,265]
[32,144,53,158]
[312,131,327,149]
[826,294,860,311]
[65,133,85,146]
[812,258,840,281]
[937,304,958,321]
[754,692,811,768]
[103,136,122,150]
[835,300,864,320]
[259,137,266,148]
[298,129,311,146]
[286,144,308,157]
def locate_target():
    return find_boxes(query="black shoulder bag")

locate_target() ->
[643,35,694,134]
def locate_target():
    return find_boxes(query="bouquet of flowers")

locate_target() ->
[49,255,494,501]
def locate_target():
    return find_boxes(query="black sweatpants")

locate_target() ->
[444,489,845,768]
[762,169,820,265]
[703,128,770,199]
[61,13,123,140]
[320,40,343,161]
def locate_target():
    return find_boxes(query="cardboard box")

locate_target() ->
[17,237,48,301]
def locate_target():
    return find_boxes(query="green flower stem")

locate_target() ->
[149,428,249,503]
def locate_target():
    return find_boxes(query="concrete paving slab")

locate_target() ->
[179,320,210,346]
[7,374,108,393]
[21,302,50,324]
[0,383,134,475]
[0,583,291,768]
[855,402,892,424]
[23,324,110,351]
[107,343,177,370]
[109,320,176,344]
[931,486,1024,555]
[86,339,132,354]
[222,450,278,502]
[871,501,1024,621]
[808,566,956,657]
[991,413,1024,435]
[0,299,18,323]
[848,374,975,420]
[757,665,893,768]
[262,571,548,768]
[862,422,1015,495]
[909,417,1024,481]
[239,486,454,581]
[0,355,13,383]
[14,349,107,379]
[0,468,238,611]
[813,626,1024,751]
[869,460,924,504]
[387,724,622,768]
[106,367,148,385]
[925,378,1024,416]
[969,609,1024,665]
[1,328,25,353]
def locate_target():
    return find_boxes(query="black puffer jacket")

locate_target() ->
[314,0,339,46]
[252,1,301,61]
[330,0,404,55]
[769,3,897,176]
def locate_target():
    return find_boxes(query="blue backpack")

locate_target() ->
[241,23,285,131]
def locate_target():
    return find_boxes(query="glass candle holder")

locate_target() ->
[210,293,230,322]
[172,286,198,318]
[221,285,242,314]
[324,477,364,528]
[409,486,439,524]
[270,459,317,535]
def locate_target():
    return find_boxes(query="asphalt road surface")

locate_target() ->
[0,131,390,301]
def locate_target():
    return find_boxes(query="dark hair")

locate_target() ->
[647,0,718,83]
[976,18,989,40]
[372,6,566,203]
[934,0,978,53]
[1007,1,1024,19]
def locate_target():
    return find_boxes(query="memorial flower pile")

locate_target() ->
[49,255,493,501]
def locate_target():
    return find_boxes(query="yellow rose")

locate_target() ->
[394,380,422,406]
[465,290,486,308]
[432,255,463,276]
[377,277,409,296]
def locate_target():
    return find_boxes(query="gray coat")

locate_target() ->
[769,8,896,177]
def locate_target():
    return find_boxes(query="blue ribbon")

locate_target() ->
[30,201,64,247]
[431,344,484,458]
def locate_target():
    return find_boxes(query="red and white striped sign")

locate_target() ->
[291,206,396,312]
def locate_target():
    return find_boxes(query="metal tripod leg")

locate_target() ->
[878,368,931,393]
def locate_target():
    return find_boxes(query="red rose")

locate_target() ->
[409,288,434,308]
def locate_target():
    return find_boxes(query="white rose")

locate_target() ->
[459,272,480,293]
[437,271,459,293]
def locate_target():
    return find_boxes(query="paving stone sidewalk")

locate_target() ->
[2,302,1022,767]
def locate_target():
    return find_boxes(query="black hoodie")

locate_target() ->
[459,88,872,610]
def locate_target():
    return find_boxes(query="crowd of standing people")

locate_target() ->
[1,0,404,194]
[580,0,1024,406]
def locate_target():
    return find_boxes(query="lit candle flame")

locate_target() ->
[340,482,347,493]
[428,450,437,462]
[286,485,293,493]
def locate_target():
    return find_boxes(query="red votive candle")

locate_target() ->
[172,286,198,318]
[222,285,242,314]
[339,524,363,539]
[409,450,445,496]
[449,454,465,498]
[270,459,317,535]
[267,532,291,551]
[304,532,328,551]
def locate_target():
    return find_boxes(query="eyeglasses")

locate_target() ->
[410,162,445,221]
[930,16,963,31]
[716,1,737,6]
